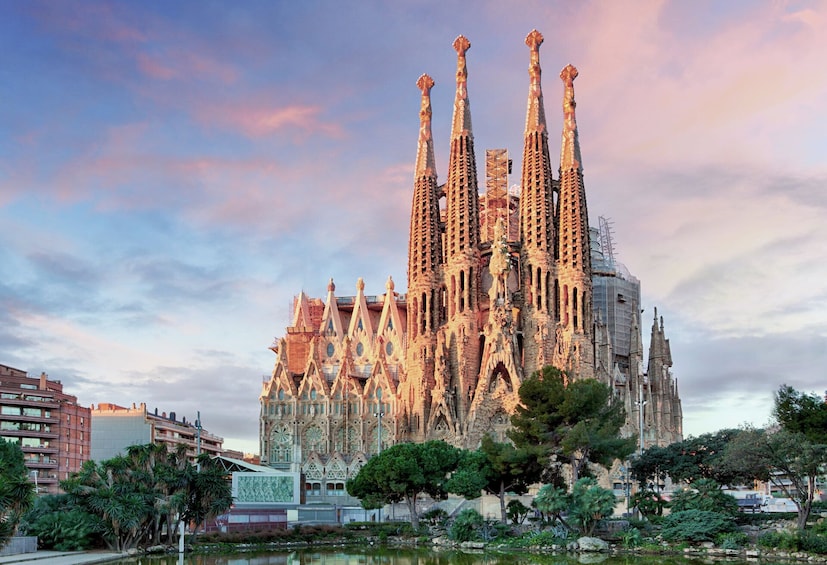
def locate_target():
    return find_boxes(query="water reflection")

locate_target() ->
[104,548,731,565]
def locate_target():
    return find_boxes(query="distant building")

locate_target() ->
[90,402,223,462]
[0,364,90,494]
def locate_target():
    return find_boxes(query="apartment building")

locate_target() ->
[90,402,223,463]
[0,364,91,494]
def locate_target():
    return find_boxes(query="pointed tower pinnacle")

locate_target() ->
[519,29,556,378]
[445,34,480,263]
[415,74,437,179]
[524,29,547,133]
[560,64,583,171]
[554,63,593,379]
[408,74,444,341]
[450,35,473,138]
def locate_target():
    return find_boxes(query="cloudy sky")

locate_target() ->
[2,1,825,454]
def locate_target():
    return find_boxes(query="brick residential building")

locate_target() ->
[0,364,91,494]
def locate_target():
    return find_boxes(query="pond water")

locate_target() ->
[102,547,753,565]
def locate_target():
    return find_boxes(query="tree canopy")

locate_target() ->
[0,439,35,548]
[448,434,544,522]
[346,440,462,529]
[510,366,635,482]
[631,429,750,487]
[724,427,826,530]
[60,444,231,550]
[774,384,827,444]
[533,477,616,536]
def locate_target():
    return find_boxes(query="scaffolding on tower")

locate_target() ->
[482,149,519,242]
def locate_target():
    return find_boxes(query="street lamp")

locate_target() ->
[29,469,39,494]
[636,382,647,454]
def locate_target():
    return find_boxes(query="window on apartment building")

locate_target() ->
[80,417,84,426]
[1,406,21,415]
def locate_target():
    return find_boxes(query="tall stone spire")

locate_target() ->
[441,35,481,431]
[406,74,443,441]
[408,73,442,303]
[519,29,556,377]
[554,64,594,379]
[445,35,480,264]
[560,64,583,171]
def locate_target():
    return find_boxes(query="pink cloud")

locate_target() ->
[135,49,239,84]
[136,53,178,80]
[550,1,827,173]
[195,103,345,139]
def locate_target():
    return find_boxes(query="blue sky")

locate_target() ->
[2,0,826,453]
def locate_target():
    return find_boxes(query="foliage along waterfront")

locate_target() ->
[99,547,744,565]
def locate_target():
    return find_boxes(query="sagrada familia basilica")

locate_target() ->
[259,31,682,495]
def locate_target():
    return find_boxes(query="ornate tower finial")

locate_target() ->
[327,278,335,292]
[451,35,473,138]
[526,30,543,81]
[415,74,437,178]
[386,275,395,292]
[560,64,582,170]
[524,29,547,133]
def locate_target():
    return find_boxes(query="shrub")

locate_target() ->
[621,526,643,548]
[631,489,666,518]
[717,531,749,550]
[800,531,827,554]
[506,500,531,525]
[421,507,449,527]
[660,510,736,542]
[669,479,739,518]
[19,494,103,551]
[449,509,484,542]
[758,530,800,551]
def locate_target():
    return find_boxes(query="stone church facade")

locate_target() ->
[259,31,682,498]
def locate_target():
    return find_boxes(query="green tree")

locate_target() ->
[774,384,827,444]
[634,429,749,487]
[669,478,739,517]
[725,427,827,530]
[660,509,736,542]
[566,477,617,537]
[19,494,103,550]
[630,489,666,518]
[0,439,35,548]
[629,444,672,489]
[510,366,635,482]
[183,454,233,535]
[506,499,530,525]
[346,440,462,529]
[532,483,569,526]
[448,435,543,522]
[532,477,615,536]
[61,444,232,550]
